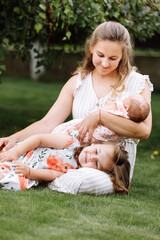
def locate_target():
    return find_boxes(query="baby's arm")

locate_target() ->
[15,162,64,181]
[0,133,72,163]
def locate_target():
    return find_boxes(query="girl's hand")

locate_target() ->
[0,149,19,163]
[76,111,99,142]
[15,162,29,177]
[0,137,16,151]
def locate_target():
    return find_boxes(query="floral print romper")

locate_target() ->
[0,130,80,190]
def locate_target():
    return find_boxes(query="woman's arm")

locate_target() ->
[0,75,77,151]
[15,162,64,181]
[76,81,152,141]
[0,133,72,162]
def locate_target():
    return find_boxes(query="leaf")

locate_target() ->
[13,7,20,14]
[0,64,6,71]
[39,3,46,11]
[39,12,46,19]
[34,23,43,34]
[69,0,73,6]
[2,38,9,46]
[66,31,71,40]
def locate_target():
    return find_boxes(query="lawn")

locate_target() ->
[0,76,159,240]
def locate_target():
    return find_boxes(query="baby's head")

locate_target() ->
[74,141,130,194]
[123,94,150,122]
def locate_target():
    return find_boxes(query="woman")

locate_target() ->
[0,21,153,191]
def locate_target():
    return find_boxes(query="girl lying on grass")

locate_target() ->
[0,129,130,194]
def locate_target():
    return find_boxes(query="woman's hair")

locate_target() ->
[73,21,133,92]
[74,141,130,194]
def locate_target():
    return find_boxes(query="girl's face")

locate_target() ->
[90,39,123,76]
[78,143,115,171]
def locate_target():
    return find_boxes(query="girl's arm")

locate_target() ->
[0,75,77,151]
[76,82,152,141]
[0,133,72,162]
[15,162,64,181]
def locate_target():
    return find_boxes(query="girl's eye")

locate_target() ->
[97,52,104,57]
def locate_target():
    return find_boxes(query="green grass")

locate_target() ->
[0,76,160,240]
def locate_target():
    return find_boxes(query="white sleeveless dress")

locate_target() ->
[49,70,153,195]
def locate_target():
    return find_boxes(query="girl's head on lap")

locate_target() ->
[74,141,130,194]
[76,21,133,91]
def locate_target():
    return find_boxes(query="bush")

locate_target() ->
[0,0,160,74]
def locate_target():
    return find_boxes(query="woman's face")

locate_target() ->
[78,143,115,171]
[90,39,123,76]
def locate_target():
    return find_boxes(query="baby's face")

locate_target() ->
[78,143,115,171]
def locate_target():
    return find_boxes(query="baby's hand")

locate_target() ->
[15,162,29,177]
[0,149,18,162]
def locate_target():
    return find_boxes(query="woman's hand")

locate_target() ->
[0,149,19,163]
[0,137,16,151]
[14,162,29,177]
[76,111,99,142]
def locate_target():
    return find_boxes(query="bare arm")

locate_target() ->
[15,162,64,181]
[76,81,152,141]
[0,75,77,151]
[0,133,72,162]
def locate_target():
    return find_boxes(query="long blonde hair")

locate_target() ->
[74,141,130,194]
[74,21,133,92]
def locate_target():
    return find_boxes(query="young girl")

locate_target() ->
[0,129,130,194]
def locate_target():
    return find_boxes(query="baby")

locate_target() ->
[107,94,150,123]
[53,94,150,142]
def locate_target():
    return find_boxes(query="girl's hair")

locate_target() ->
[73,21,133,93]
[74,141,130,194]
[106,142,130,194]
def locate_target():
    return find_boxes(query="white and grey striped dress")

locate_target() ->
[49,70,153,195]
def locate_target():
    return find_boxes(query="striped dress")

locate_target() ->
[49,70,153,195]
[72,70,153,180]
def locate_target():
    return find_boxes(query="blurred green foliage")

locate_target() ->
[0,0,160,75]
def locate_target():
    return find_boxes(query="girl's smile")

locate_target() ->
[78,143,115,171]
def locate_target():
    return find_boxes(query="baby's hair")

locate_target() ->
[74,141,130,194]
[73,21,133,92]
[128,98,150,122]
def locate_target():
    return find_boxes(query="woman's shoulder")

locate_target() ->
[62,74,79,95]
[127,69,147,80]
[67,74,78,85]
[73,72,91,96]
[125,70,153,94]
